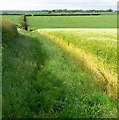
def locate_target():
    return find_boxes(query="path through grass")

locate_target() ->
[2,30,117,118]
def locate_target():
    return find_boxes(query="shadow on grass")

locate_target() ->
[2,31,67,118]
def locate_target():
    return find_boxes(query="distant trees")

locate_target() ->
[40,9,114,13]
[1,9,114,15]
[48,11,52,14]
[2,12,8,15]
[107,9,113,12]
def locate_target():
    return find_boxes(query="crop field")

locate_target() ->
[40,29,117,71]
[1,15,117,30]
[1,14,118,119]
[28,15,117,30]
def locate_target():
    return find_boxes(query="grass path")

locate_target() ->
[3,30,117,118]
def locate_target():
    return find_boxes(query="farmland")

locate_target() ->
[1,12,118,119]
[1,14,117,30]
[40,29,117,72]
[28,15,117,30]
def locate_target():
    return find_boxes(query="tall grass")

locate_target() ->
[1,18,18,45]
[43,30,117,71]
[2,29,117,118]
[1,15,20,24]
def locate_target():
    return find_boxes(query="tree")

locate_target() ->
[48,11,52,14]
[107,9,113,12]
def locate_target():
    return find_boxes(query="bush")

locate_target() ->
[20,14,28,30]
[20,21,27,30]
[1,18,18,45]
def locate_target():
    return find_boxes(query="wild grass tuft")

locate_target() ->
[1,18,18,45]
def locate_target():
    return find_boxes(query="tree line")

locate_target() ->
[40,9,114,13]
[2,9,114,14]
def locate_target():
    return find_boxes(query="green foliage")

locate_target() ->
[2,30,117,118]
[20,14,28,30]
[20,21,27,29]
[28,15,117,29]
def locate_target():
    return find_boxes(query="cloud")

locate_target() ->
[0,0,118,10]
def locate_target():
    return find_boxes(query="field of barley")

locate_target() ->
[1,13,118,119]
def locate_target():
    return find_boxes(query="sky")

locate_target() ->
[0,0,118,10]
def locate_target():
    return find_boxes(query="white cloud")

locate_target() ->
[0,0,118,10]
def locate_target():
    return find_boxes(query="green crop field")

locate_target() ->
[1,14,117,30]
[41,29,117,71]
[28,15,117,30]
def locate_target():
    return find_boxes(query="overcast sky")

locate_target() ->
[0,0,118,10]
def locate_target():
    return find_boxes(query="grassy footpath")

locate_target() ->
[2,25,117,118]
[28,15,117,30]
